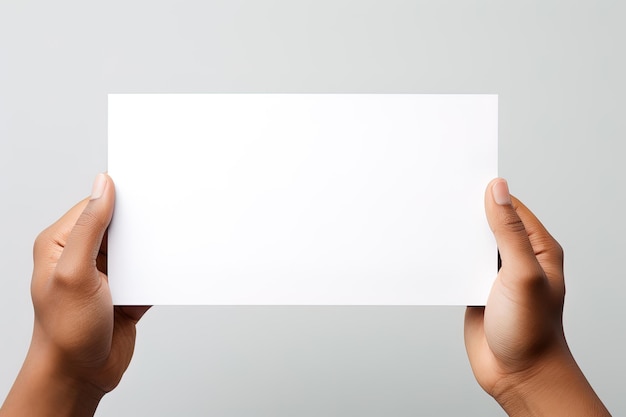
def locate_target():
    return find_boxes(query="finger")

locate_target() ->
[464,306,485,356]
[96,229,108,274]
[464,306,497,391]
[54,173,115,289]
[33,198,89,260]
[485,178,544,286]
[510,196,564,287]
[118,306,152,323]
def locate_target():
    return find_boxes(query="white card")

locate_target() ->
[108,94,497,305]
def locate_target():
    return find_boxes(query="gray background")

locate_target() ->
[0,1,624,415]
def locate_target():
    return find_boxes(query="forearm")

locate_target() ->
[0,344,104,417]
[494,350,611,417]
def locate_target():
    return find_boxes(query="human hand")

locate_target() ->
[1,174,150,417]
[465,178,610,416]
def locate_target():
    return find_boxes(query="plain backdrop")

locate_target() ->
[0,1,624,416]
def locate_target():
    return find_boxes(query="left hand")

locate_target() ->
[464,178,610,416]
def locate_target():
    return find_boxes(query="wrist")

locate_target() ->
[493,347,610,417]
[1,342,104,417]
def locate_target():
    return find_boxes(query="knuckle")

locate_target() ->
[547,239,564,266]
[504,265,547,294]
[30,280,48,311]
[33,229,52,257]
[553,240,564,261]
[52,263,81,290]
[501,257,545,283]
[499,268,536,295]
[76,207,103,230]
[519,266,545,286]
[500,211,527,234]
[536,234,565,264]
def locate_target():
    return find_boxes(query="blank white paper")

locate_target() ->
[108,94,497,305]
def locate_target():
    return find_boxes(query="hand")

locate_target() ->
[1,174,150,417]
[465,178,610,416]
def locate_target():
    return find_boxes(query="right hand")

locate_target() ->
[1,173,150,417]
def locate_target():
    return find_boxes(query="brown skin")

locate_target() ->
[0,176,610,416]
[0,174,149,417]
[465,178,610,416]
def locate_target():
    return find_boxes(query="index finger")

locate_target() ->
[511,196,564,288]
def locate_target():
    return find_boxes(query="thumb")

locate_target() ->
[55,173,115,288]
[485,178,544,285]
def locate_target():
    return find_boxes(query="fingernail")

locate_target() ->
[90,173,107,200]
[492,179,512,206]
